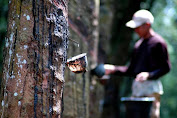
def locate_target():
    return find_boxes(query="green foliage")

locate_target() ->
[0,0,8,74]
[151,0,177,117]
[0,0,8,32]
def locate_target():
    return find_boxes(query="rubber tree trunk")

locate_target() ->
[0,0,68,118]
[63,0,102,118]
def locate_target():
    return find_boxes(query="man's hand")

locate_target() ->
[104,64,116,75]
[91,64,105,78]
[135,72,150,82]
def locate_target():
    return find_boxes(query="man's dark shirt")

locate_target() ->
[116,33,171,80]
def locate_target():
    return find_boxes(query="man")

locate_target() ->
[92,9,171,118]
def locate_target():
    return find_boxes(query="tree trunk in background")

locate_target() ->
[89,0,105,118]
[63,0,103,118]
[102,1,143,117]
[0,0,68,117]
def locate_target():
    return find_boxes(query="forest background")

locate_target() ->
[0,0,177,118]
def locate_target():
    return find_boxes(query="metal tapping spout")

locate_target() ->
[69,38,80,47]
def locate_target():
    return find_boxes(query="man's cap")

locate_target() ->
[126,9,154,28]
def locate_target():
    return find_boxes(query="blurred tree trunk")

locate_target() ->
[0,0,68,117]
[63,0,103,118]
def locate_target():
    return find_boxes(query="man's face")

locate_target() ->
[134,23,150,38]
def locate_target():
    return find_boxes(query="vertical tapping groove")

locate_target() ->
[37,0,40,41]
[33,0,41,117]
[32,0,37,116]
[32,0,36,39]
[82,72,86,117]
[61,85,64,117]
[41,0,45,116]
[48,6,54,117]
[34,50,40,118]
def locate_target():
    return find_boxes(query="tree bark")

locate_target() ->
[0,0,68,117]
[63,0,103,118]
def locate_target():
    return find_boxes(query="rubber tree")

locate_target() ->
[0,0,68,117]
[63,0,102,118]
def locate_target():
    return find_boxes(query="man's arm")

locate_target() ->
[148,42,171,80]
[91,64,129,78]
[104,64,128,75]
